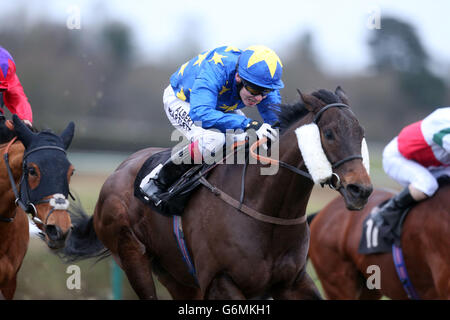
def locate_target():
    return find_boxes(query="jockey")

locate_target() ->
[379,107,450,217]
[141,45,284,205]
[0,46,33,128]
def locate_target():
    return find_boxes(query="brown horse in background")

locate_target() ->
[308,187,450,299]
[0,115,75,299]
[62,87,372,299]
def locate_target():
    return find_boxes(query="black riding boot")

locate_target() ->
[377,187,417,225]
[140,157,195,205]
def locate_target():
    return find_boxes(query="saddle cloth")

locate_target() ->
[358,200,411,255]
[134,149,211,216]
[358,175,450,255]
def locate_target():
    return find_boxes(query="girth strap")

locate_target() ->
[392,244,420,300]
[199,177,307,226]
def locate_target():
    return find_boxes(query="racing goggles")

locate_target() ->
[241,79,273,97]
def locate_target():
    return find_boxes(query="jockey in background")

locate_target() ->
[0,46,33,128]
[141,45,284,205]
[379,107,450,217]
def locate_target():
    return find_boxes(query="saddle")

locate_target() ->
[134,138,284,218]
[358,175,450,255]
[134,149,213,216]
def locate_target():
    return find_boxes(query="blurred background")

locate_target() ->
[1,0,449,299]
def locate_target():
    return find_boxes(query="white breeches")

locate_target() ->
[382,137,450,196]
[163,85,245,160]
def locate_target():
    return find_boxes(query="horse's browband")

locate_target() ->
[23,146,66,160]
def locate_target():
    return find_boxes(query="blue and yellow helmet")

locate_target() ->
[237,45,284,90]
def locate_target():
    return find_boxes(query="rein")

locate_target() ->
[0,137,19,222]
[250,102,362,189]
[1,138,69,225]
[198,102,363,226]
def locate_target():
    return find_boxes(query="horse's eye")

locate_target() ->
[324,130,334,140]
[28,167,38,176]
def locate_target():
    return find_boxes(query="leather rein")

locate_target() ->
[200,102,363,226]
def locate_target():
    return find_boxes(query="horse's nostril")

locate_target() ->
[45,225,62,241]
[347,184,372,199]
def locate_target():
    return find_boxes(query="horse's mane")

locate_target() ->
[277,89,344,132]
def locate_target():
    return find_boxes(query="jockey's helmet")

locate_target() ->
[237,45,284,90]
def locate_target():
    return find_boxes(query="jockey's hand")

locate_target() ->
[245,120,278,149]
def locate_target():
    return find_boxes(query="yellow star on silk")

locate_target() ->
[176,88,187,101]
[209,52,226,65]
[246,45,283,78]
[178,61,189,76]
[219,85,230,95]
[219,103,238,112]
[193,51,209,67]
[224,46,240,52]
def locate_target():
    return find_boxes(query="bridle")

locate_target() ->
[195,102,365,225]
[1,137,70,226]
[251,102,363,190]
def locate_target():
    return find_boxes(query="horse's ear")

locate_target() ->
[335,86,349,105]
[12,115,34,148]
[60,121,75,150]
[297,88,314,112]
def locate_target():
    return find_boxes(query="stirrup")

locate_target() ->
[140,179,164,206]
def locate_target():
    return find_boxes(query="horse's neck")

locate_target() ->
[0,142,24,211]
[225,130,313,220]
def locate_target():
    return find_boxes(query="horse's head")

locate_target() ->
[280,87,372,210]
[12,115,75,249]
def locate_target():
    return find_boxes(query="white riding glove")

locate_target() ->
[245,120,278,149]
[256,123,278,142]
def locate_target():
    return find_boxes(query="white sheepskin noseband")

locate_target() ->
[295,124,332,184]
[361,137,370,175]
[295,124,370,184]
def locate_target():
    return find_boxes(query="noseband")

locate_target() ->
[1,139,70,224]
[276,102,363,190]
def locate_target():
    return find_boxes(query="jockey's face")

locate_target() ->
[235,73,266,107]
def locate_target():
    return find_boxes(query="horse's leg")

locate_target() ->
[155,267,202,300]
[0,275,17,300]
[116,226,158,300]
[205,273,246,299]
[428,257,450,299]
[314,255,370,300]
[272,269,322,300]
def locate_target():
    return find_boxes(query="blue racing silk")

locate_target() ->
[169,46,281,133]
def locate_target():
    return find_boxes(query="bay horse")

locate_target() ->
[0,115,75,299]
[62,87,372,299]
[308,186,450,299]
